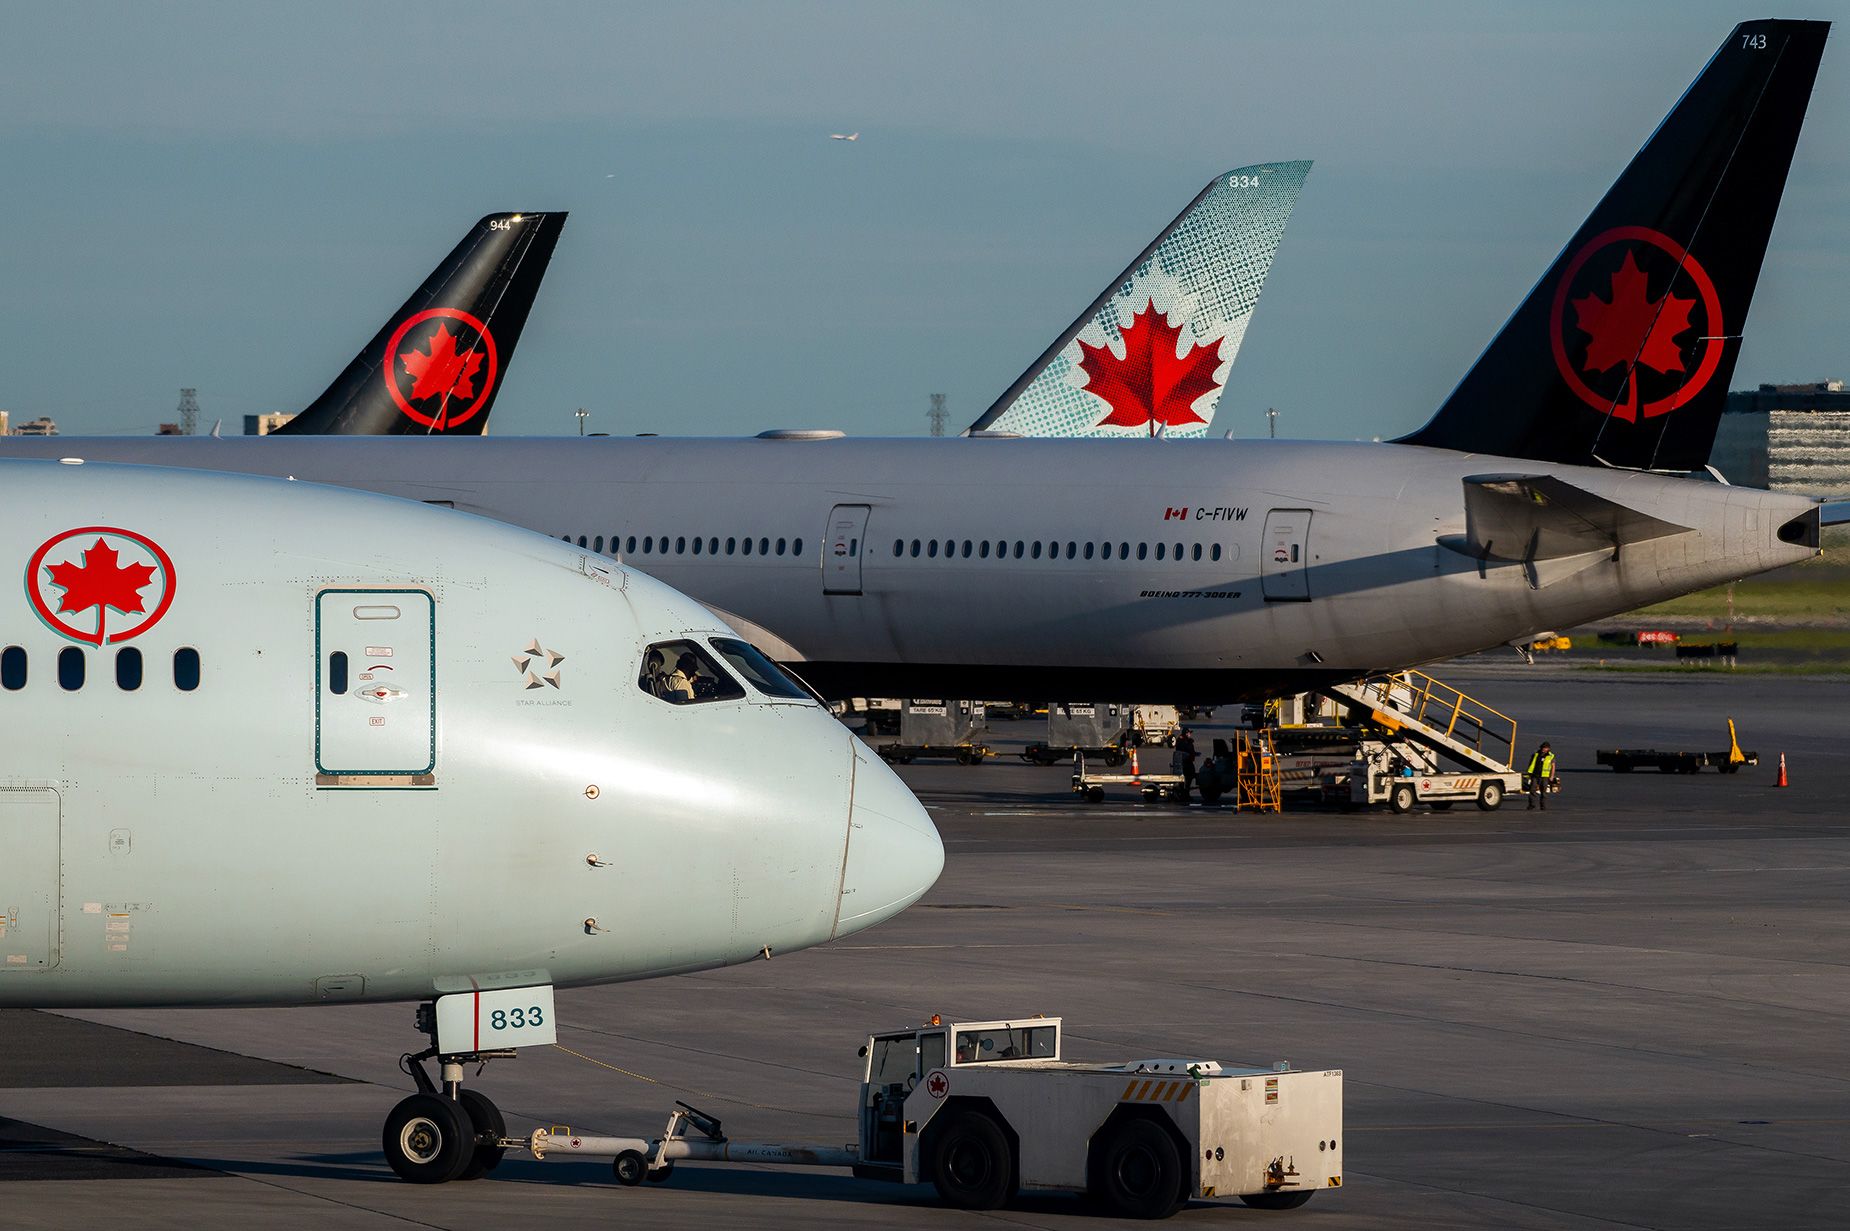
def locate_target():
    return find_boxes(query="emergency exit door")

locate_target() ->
[1261,509,1313,602]
[0,789,60,973]
[823,504,871,596]
[316,589,436,777]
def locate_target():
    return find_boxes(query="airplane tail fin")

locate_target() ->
[1398,20,1827,472]
[276,212,566,436]
[966,161,1310,438]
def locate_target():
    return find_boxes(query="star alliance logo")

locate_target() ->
[511,638,564,690]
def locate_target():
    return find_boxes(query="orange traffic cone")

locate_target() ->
[1129,747,1141,781]
[1775,753,1788,788]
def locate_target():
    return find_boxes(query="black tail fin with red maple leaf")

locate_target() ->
[1398,20,1827,472]
[276,212,566,437]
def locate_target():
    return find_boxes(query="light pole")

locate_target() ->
[575,408,589,436]
[1266,407,1278,439]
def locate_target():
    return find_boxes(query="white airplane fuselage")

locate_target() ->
[0,460,941,1008]
[0,437,1817,701]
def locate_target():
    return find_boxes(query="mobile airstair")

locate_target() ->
[1320,672,1524,812]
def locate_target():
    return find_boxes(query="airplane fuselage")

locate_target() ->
[0,461,939,1008]
[0,437,1817,700]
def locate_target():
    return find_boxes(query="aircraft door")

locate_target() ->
[1261,508,1313,601]
[0,789,60,973]
[823,504,871,596]
[316,589,436,779]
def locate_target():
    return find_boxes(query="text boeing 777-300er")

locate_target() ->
[0,458,941,1182]
[7,21,1841,704]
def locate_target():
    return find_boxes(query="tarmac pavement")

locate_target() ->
[3,669,1846,1228]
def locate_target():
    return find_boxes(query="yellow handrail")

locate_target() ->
[1353,670,1518,770]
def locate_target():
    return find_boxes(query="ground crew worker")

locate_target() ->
[1526,741,1557,810]
[1171,728,1198,799]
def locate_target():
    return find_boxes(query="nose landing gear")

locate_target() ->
[382,1001,514,1183]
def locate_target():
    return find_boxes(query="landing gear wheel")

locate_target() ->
[646,1162,676,1184]
[612,1150,648,1186]
[1241,1190,1315,1209]
[1388,783,1416,815]
[929,1111,1015,1210]
[455,1088,506,1180]
[383,1093,474,1184]
[1477,780,1504,811]
[1091,1117,1183,1219]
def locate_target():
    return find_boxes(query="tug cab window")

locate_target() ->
[951,1024,1057,1064]
[639,640,745,705]
[710,637,812,700]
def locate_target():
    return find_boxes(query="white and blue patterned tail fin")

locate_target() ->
[966,162,1309,439]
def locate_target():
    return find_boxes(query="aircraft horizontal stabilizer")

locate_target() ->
[1449,473,1694,588]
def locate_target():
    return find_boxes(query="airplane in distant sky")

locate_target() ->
[830,131,860,141]
[6,21,1837,708]
[0,457,941,1182]
[273,211,565,436]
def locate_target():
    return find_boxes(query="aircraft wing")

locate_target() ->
[1452,473,1695,588]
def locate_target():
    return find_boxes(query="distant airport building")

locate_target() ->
[156,422,184,435]
[0,410,9,435]
[244,413,296,435]
[1710,382,1850,495]
[13,415,58,437]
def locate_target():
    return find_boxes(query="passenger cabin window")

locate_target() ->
[115,647,143,691]
[711,637,812,700]
[1,646,24,691]
[1211,543,1222,561]
[327,650,349,695]
[58,646,84,691]
[638,640,745,705]
[174,647,201,692]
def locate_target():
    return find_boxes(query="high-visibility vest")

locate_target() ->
[1527,750,1555,778]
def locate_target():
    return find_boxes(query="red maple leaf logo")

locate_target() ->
[398,323,485,403]
[1571,252,1696,378]
[1077,299,1223,430]
[45,538,156,623]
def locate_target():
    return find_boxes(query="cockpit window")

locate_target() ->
[709,637,811,700]
[639,640,745,705]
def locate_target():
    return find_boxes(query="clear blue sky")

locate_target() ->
[1,1,1844,439]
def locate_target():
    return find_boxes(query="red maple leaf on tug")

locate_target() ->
[1077,299,1223,430]
[46,539,155,621]
[399,323,485,402]
[1572,252,1695,379]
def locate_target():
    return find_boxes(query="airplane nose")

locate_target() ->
[837,748,944,935]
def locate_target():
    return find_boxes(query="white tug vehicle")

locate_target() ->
[523,1016,1343,1219]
